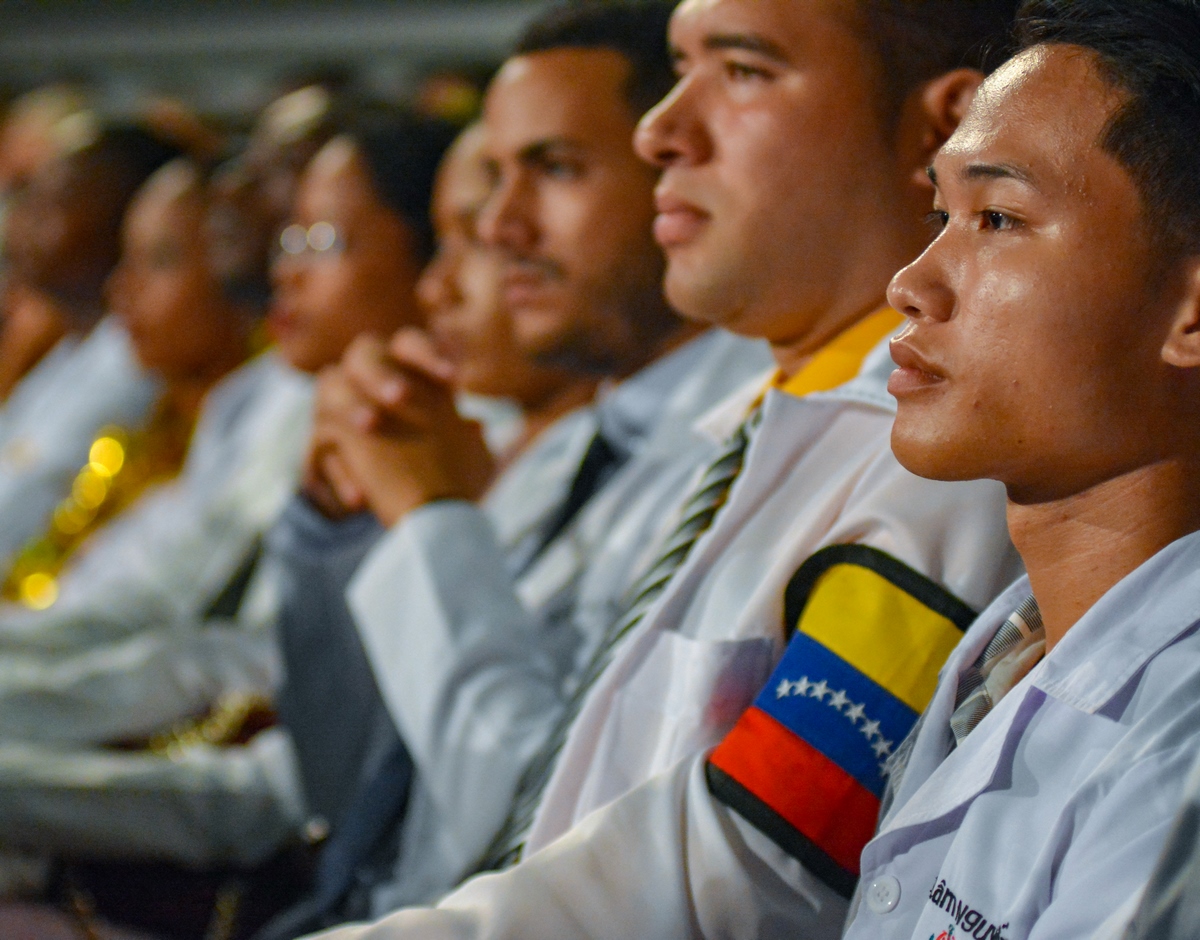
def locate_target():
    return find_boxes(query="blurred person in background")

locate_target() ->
[0,84,89,229]
[0,85,90,403]
[252,119,609,940]
[0,104,456,940]
[207,84,349,312]
[0,123,179,569]
[308,0,1026,938]
[273,4,772,934]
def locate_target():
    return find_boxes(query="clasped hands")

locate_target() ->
[304,329,495,526]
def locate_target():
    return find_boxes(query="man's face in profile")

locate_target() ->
[476,47,672,375]
[635,0,922,345]
[887,44,1187,504]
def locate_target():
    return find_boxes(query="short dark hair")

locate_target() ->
[1015,0,1200,258]
[514,0,677,118]
[340,105,459,263]
[854,0,1022,123]
[77,123,185,207]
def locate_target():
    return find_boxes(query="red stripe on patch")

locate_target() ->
[710,707,880,874]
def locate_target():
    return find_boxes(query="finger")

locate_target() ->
[389,327,456,384]
[302,444,349,519]
[321,449,367,511]
[341,334,412,409]
[303,468,349,519]
[316,364,384,433]
[342,352,448,430]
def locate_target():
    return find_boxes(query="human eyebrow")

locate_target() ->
[702,33,791,66]
[517,138,583,164]
[959,162,1038,188]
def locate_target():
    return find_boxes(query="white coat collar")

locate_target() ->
[875,528,1200,841]
[693,329,901,445]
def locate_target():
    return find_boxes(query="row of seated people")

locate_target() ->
[1,0,1200,939]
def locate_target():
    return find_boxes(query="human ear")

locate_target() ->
[1161,258,1200,369]
[896,69,984,190]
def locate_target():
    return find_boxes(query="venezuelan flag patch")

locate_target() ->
[707,544,976,897]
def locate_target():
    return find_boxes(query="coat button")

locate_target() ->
[865,875,901,914]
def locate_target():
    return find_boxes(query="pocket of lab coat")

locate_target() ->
[572,630,777,826]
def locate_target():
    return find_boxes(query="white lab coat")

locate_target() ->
[0,318,158,567]
[0,355,314,868]
[0,727,305,868]
[526,337,1021,854]
[841,531,1200,940]
[310,335,1022,940]
[348,329,774,909]
[0,353,313,742]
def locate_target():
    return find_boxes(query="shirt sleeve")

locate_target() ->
[347,501,570,879]
[0,727,303,867]
[0,619,280,745]
[307,753,848,940]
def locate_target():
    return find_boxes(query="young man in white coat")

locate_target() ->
[843,1,1200,937]
[290,0,772,920]
[307,0,1023,938]
[496,1,1200,938]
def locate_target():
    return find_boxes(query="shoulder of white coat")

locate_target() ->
[694,367,778,443]
[808,331,900,414]
[662,331,775,430]
[1035,531,1200,716]
[696,329,901,445]
[188,354,299,447]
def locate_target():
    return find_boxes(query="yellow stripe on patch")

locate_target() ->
[795,564,963,713]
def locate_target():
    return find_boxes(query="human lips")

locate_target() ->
[653,191,709,248]
[266,301,301,341]
[500,259,559,307]
[888,337,946,397]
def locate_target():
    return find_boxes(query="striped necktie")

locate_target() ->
[475,408,761,871]
[878,596,1043,825]
[950,595,1044,745]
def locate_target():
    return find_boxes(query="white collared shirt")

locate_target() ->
[845,530,1200,940]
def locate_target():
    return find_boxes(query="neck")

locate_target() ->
[1008,458,1200,651]
[770,292,889,380]
[504,377,600,469]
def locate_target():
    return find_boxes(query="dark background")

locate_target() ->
[0,1,553,120]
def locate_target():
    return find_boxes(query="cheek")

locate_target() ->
[299,263,377,331]
[542,189,602,265]
[551,180,655,276]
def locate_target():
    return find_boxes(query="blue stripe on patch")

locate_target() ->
[755,631,919,797]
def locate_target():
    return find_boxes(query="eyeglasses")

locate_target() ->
[278,221,346,258]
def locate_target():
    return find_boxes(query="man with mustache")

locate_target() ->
[292,0,772,919]
[311,0,1021,938]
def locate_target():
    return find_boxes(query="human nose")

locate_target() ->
[634,75,710,169]
[270,244,306,293]
[476,171,536,254]
[416,243,461,315]
[887,242,955,324]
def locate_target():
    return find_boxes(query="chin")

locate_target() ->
[663,264,732,330]
[889,426,981,483]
